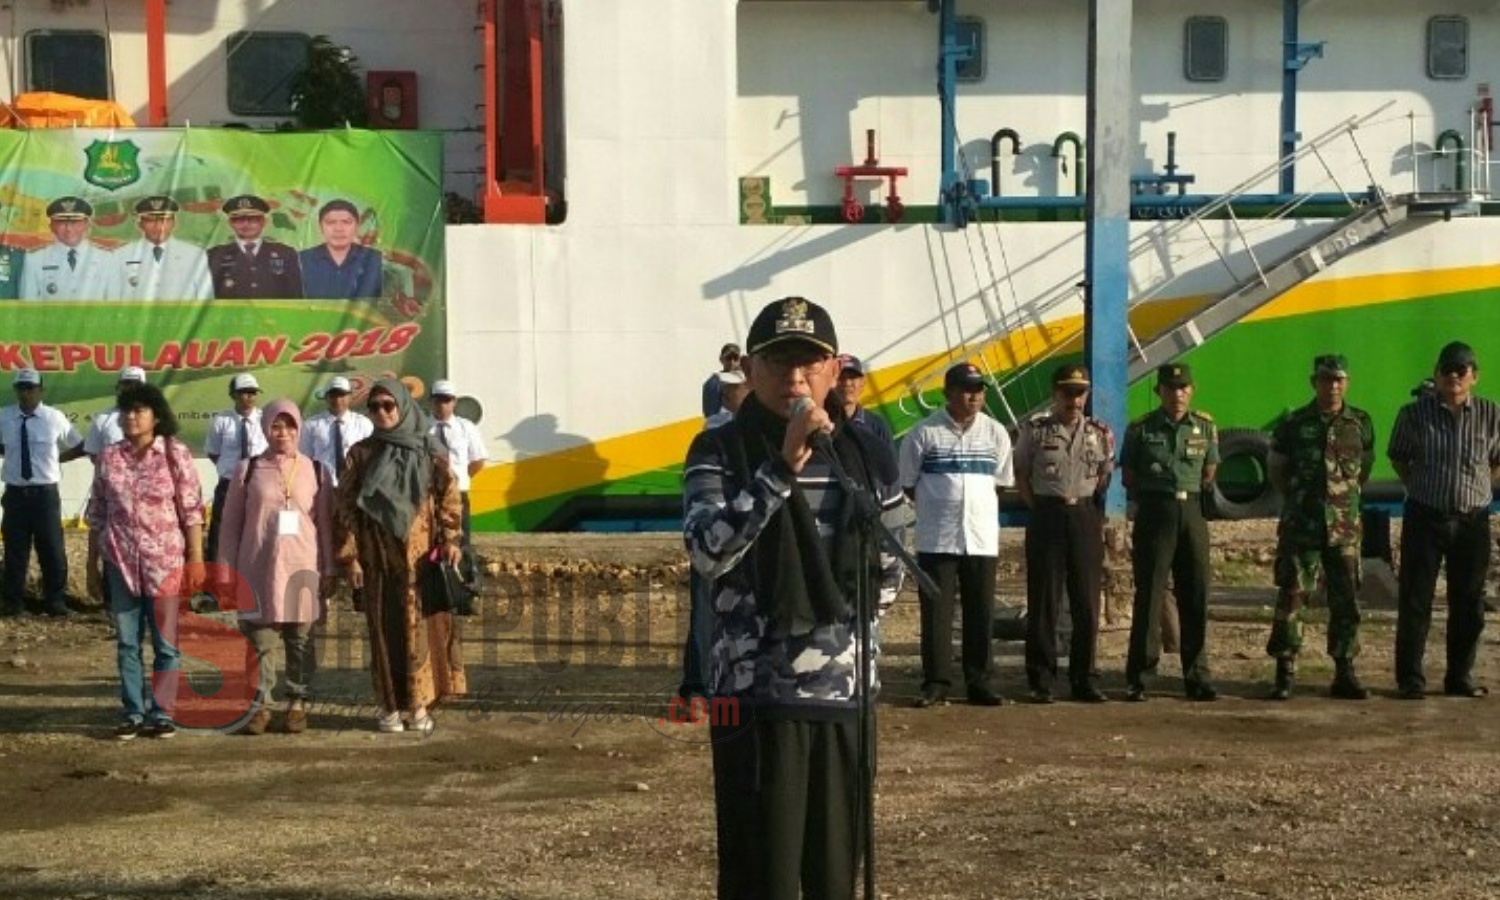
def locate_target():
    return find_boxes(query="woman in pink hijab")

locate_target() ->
[216,398,337,734]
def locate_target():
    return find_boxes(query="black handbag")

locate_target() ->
[420,547,478,616]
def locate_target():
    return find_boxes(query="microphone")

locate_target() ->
[789,396,834,453]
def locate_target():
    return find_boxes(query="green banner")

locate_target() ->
[0,127,445,441]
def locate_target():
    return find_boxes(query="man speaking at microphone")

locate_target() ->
[684,296,904,900]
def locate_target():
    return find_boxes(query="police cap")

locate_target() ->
[47,196,94,220]
[134,195,180,218]
[223,194,270,218]
[1157,363,1192,387]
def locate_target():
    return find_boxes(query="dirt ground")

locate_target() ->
[2,522,1500,899]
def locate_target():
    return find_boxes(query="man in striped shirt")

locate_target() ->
[1387,341,1500,699]
[900,362,1015,707]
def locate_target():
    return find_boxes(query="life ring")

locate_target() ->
[1208,428,1282,520]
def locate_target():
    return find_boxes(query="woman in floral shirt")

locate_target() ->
[86,383,204,741]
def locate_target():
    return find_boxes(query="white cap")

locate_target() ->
[716,370,746,386]
[230,373,261,393]
[431,379,457,398]
[117,366,147,384]
[13,368,41,387]
[324,376,352,395]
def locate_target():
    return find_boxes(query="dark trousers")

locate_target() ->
[205,478,231,568]
[1024,499,1103,691]
[712,717,860,900]
[1395,501,1491,690]
[681,569,713,695]
[1126,494,1211,686]
[917,552,997,692]
[2,484,66,613]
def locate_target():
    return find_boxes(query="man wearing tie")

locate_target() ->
[207,194,304,300]
[428,379,487,584]
[111,196,213,301]
[204,373,267,563]
[21,197,115,300]
[83,366,149,461]
[299,375,372,486]
[0,369,85,616]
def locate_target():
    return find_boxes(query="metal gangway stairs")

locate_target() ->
[910,102,1484,430]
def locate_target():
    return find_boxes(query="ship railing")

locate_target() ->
[908,103,1400,429]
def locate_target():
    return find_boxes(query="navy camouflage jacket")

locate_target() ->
[683,422,904,718]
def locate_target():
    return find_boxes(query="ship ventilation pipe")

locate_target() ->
[1435,129,1467,192]
[1051,131,1084,196]
[990,128,1021,197]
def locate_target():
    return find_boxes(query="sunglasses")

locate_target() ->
[366,399,398,413]
[1441,365,1472,377]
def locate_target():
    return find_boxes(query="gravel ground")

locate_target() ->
[2,521,1499,899]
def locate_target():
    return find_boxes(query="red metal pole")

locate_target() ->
[145,0,168,125]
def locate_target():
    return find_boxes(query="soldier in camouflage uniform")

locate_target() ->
[1265,354,1376,700]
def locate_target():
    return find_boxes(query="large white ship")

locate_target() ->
[5,0,1497,529]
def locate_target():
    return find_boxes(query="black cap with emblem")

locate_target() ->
[745,296,838,356]
[47,196,94,220]
[222,194,270,218]
[1157,363,1192,387]
[134,195,180,218]
[1052,364,1090,387]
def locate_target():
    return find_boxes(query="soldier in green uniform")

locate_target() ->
[1265,354,1376,700]
[1122,363,1220,701]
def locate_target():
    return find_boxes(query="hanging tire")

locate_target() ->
[1209,428,1281,520]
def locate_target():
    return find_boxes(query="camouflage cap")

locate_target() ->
[1156,363,1192,387]
[1313,354,1349,377]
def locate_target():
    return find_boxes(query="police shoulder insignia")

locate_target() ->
[1191,409,1215,422]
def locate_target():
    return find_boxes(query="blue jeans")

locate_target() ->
[108,564,181,724]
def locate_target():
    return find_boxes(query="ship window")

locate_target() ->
[955,17,985,83]
[26,31,110,99]
[1427,17,1467,80]
[1184,17,1227,82]
[226,31,311,116]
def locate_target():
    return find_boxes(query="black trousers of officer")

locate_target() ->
[1126,493,1211,687]
[712,716,860,900]
[205,477,231,568]
[2,484,67,613]
[1395,500,1491,690]
[917,552,997,692]
[1025,497,1103,692]
[459,491,479,585]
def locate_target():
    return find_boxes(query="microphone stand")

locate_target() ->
[813,442,937,900]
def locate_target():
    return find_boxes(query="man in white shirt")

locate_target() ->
[21,196,115,300]
[1,369,85,616]
[204,373,267,562]
[899,362,1015,707]
[83,366,149,461]
[703,369,749,429]
[428,379,487,584]
[300,375,373,486]
[111,196,213,301]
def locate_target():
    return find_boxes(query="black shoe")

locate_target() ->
[1185,682,1219,702]
[1124,683,1148,702]
[144,720,177,739]
[1443,681,1489,699]
[0,606,25,618]
[966,686,1007,707]
[1330,676,1370,700]
[913,685,948,709]
[1028,687,1055,705]
[114,721,145,741]
[1070,684,1108,703]
[45,605,72,618]
[1396,683,1426,701]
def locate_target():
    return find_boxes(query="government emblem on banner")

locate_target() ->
[83,139,142,190]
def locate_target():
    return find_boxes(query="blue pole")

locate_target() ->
[1085,0,1132,516]
[1281,0,1300,195]
[936,0,959,225]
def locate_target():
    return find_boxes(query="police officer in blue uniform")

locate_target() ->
[208,195,305,299]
